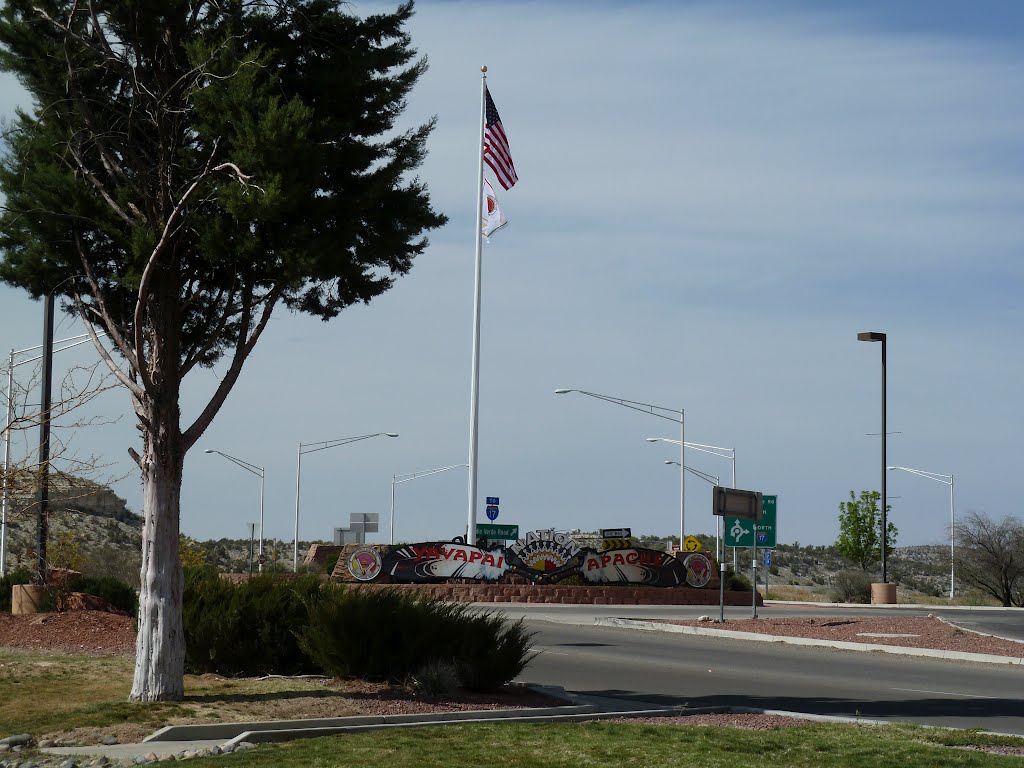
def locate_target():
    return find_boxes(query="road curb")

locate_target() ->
[595,617,1024,665]
[765,600,1022,612]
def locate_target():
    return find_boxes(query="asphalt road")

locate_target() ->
[493,603,1024,735]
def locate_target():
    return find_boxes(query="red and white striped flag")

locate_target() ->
[483,87,518,190]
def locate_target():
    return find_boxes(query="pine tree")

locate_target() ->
[0,0,444,701]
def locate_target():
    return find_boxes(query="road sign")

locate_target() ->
[682,535,702,552]
[486,496,499,505]
[600,538,633,551]
[763,549,772,566]
[476,523,518,540]
[724,495,776,548]
[713,487,763,520]
[601,527,631,539]
[485,505,499,521]
[670,543,681,552]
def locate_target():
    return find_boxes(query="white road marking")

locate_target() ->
[892,687,1003,700]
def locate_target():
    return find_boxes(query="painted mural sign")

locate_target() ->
[382,542,510,582]
[347,546,383,581]
[682,552,713,588]
[582,547,690,587]
[366,529,717,588]
[504,528,583,582]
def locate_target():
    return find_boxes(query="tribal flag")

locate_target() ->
[483,86,518,190]
[481,179,508,237]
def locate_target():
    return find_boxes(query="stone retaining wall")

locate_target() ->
[332,582,762,606]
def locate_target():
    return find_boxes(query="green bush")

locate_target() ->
[298,587,535,690]
[830,570,873,603]
[0,569,34,612]
[68,574,138,617]
[724,567,751,592]
[183,569,323,676]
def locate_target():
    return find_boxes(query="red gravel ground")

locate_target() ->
[655,615,1024,657]
[0,610,136,655]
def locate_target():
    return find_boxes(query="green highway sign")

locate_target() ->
[476,523,519,541]
[724,495,776,548]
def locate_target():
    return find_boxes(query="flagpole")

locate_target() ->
[466,66,488,546]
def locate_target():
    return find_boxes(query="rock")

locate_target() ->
[36,740,54,749]
[0,745,9,753]
[234,742,254,751]
[219,746,233,754]
[697,615,712,622]
[101,738,118,746]
[143,754,157,763]
[132,757,149,766]
[1,737,31,748]
[59,760,79,768]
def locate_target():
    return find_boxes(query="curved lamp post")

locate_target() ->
[888,465,955,598]
[390,463,469,544]
[652,438,735,561]
[555,388,685,543]
[294,432,398,571]
[204,449,265,572]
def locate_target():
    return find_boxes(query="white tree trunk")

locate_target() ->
[130,425,185,702]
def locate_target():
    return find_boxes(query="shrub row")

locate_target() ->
[181,569,534,690]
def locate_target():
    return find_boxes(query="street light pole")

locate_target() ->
[204,449,265,572]
[858,330,888,583]
[888,465,955,598]
[390,463,469,544]
[555,389,685,542]
[649,438,735,561]
[294,432,398,571]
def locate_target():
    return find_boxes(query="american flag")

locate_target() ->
[483,87,518,190]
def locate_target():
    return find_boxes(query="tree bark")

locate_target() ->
[130,404,185,701]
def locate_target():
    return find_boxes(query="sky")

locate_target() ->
[1,0,1022,555]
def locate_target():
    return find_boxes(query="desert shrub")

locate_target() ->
[298,587,535,690]
[183,569,323,676]
[830,570,873,603]
[724,567,751,592]
[408,659,462,696]
[0,569,34,612]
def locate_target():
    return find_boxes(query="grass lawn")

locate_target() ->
[0,650,362,740]
[178,721,1024,768]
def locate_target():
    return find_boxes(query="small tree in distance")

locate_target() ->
[835,490,897,572]
[953,511,1023,607]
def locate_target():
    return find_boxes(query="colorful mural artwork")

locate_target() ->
[365,530,718,588]
[504,528,583,583]
[347,546,383,581]
[682,552,713,588]
[581,547,690,586]
[381,542,510,582]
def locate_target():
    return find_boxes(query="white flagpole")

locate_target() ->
[466,66,488,546]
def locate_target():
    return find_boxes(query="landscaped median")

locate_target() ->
[595,615,1024,665]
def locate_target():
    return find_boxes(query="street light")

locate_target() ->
[651,438,735,562]
[888,465,955,598]
[294,432,398,571]
[664,460,721,557]
[555,388,685,543]
[204,449,265,572]
[390,463,469,544]
[857,330,888,583]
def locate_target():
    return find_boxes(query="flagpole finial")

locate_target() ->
[481,65,487,73]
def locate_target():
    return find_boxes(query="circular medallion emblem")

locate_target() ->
[347,546,382,581]
[683,552,713,588]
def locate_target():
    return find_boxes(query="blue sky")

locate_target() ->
[1,0,1022,554]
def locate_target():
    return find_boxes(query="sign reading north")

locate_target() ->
[382,542,510,582]
[725,494,777,547]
